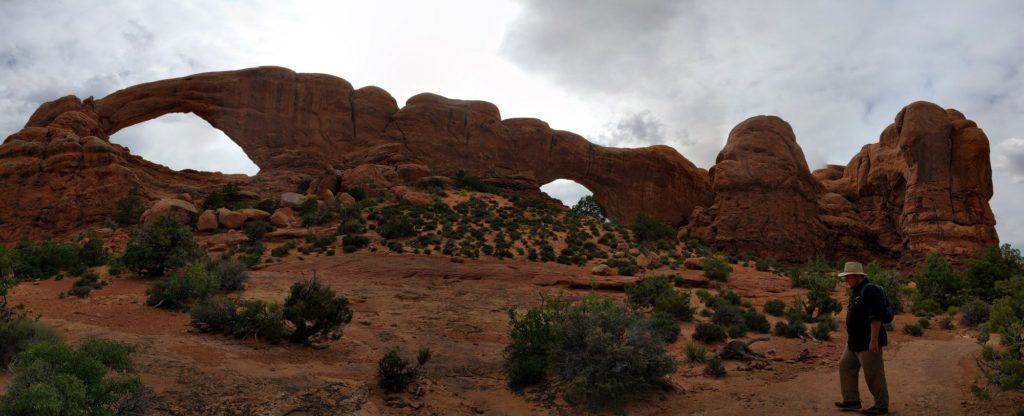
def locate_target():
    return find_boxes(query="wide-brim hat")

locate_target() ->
[838,261,866,277]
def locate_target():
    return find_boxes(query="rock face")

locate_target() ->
[0,68,999,264]
[685,116,827,262]
[816,102,998,263]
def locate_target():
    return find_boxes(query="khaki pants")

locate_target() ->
[839,347,889,408]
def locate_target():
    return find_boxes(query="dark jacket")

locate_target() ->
[846,279,888,352]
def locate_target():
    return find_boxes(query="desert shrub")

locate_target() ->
[122,216,203,277]
[654,291,694,322]
[271,241,295,257]
[786,257,833,288]
[912,298,942,317]
[244,219,275,241]
[0,339,142,415]
[625,275,673,307]
[454,171,499,194]
[702,256,732,282]
[630,212,676,244]
[938,316,955,330]
[114,196,146,227]
[685,238,711,256]
[190,297,239,334]
[704,357,727,378]
[569,196,606,222]
[918,317,932,329]
[10,240,82,280]
[207,259,248,292]
[693,322,727,344]
[79,236,107,267]
[684,342,708,363]
[754,258,772,272]
[342,234,370,252]
[866,262,906,314]
[914,252,964,310]
[69,272,103,298]
[298,198,337,227]
[296,177,312,194]
[710,298,742,327]
[903,323,924,337]
[0,314,61,367]
[773,319,807,338]
[965,244,1024,302]
[988,276,1024,335]
[727,324,748,339]
[504,297,562,387]
[254,198,280,213]
[650,311,681,342]
[283,277,353,344]
[812,320,832,340]
[377,348,431,393]
[232,300,287,343]
[203,183,246,211]
[764,299,786,317]
[503,294,676,410]
[742,309,772,333]
[146,262,220,311]
[378,215,417,239]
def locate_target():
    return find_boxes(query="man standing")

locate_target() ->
[835,261,890,415]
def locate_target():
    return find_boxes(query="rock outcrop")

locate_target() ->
[0,67,999,264]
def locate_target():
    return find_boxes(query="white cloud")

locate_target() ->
[540,179,592,208]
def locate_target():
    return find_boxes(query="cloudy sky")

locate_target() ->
[1,1,1022,246]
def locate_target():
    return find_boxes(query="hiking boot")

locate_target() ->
[861,406,889,415]
[834,401,862,410]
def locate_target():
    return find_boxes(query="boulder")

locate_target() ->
[336,192,356,206]
[635,253,652,268]
[591,264,613,276]
[216,208,247,230]
[270,207,297,228]
[397,163,431,184]
[683,257,704,270]
[196,210,218,231]
[237,208,271,221]
[280,192,309,207]
[140,199,198,225]
[201,230,250,250]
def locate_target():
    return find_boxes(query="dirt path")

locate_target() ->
[684,336,980,415]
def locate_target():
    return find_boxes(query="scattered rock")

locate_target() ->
[269,207,297,228]
[196,210,218,231]
[140,199,198,225]
[237,208,271,221]
[216,208,247,230]
[591,264,612,276]
[635,253,652,268]
[280,192,309,207]
[336,192,356,206]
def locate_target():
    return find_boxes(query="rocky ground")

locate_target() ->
[5,250,1020,415]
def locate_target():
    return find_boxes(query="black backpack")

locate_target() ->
[859,282,895,324]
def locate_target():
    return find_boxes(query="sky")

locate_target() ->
[1,0,1022,246]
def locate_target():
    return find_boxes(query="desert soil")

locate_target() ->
[5,252,1021,415]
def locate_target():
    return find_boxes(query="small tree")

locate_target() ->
[114,196,146,227]
[283,276,353,344]
[122,216,203,277]
[377,348,431,393]
[914,253,964,310]
[631,212,676,244]
[569,196,606,222]
[702,256,732,282]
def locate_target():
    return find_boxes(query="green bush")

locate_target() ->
[914,253,964,310]
[865,262,906,314]
[764,299,786,317]
[684,342,708,363]
[625,275,673,307]
[122,216,203,277]
[912,298,941,317]
[378,215,417,239]
[342,234,370,251]
[710,298,742,327]
[965,244,1023,302]
[271,241,295,257]
[146,262,220,311]
[693,322,727,344]
[0,314,61,367]
[11,240,82,280]
[631,212,676,244]
[938,316,955,330]
[377,348,431,393]
[903,323,923,337]
[207,259,248,292]
[203,183,246,211]
[232,300,287,343]
[78,236,107,267]
[773,319,807,338]
[569,196,606,222]
[454,171,499,194]
[69,272,103,298]
[244,220,275,241]
[704,357,727,378]
[649,311,681,343]
[727,323,748,339]
[654,291,694,322]
[918,317,932,329]
[812,320,832,340]
[114,196,145,227]
[283,277,353,344]
[0,339,142,415]
[702,256,732,282]
[503,294,676,410]
[190,297,239,334]
[742,309,772,333]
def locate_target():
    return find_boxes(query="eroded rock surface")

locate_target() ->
[0,68,999,263]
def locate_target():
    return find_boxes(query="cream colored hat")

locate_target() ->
[838,261,866,277]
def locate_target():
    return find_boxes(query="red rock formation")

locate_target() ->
[0,68,999,265]
[818,101,998,264]
[684,116,827,262]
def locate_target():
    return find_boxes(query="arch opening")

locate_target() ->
[540,179,594,210]
[109,113,259,175]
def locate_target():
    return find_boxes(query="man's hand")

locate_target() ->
[869,320,882,353]
[868,339,879,353]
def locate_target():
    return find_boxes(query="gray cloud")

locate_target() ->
[994,138,1024,183]
[503,0,1024,246]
